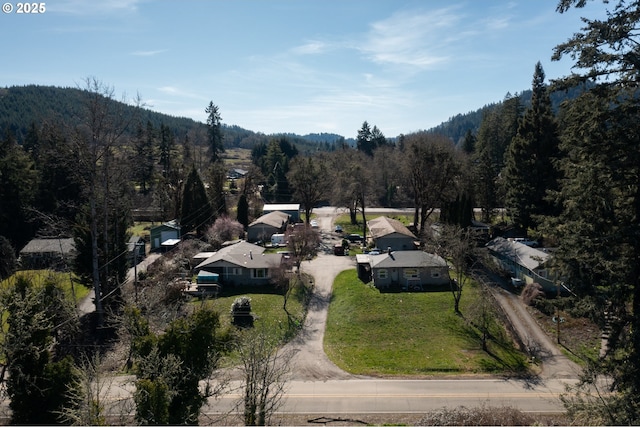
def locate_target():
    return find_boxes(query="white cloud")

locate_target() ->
[291,40,328,55]
[360,7,464,69]
[131,49,166,57]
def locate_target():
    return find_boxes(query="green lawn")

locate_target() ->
[324,269,528,376]
[1,270,91,304]
[197,278,310,342]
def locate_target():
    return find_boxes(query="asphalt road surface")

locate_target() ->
[88,207,582,420]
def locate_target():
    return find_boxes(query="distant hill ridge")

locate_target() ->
[0,84,586,148]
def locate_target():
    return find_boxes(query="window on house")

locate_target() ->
[403,268,419,279]
[378,269,388,279]
[537,269,547,278]
[252,268,267,279]
[228,267,242,276]
[431,270,441,279]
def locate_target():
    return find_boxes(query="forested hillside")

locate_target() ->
[0,85,350,152]
[427,83,591,145]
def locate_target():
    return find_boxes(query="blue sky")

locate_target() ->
[1,1,608,138]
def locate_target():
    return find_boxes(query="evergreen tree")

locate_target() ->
[0,130,38,249]
[208,161,227,217]
[132,121,156,194]
[550,2,640,422]
[180,167,213,235]
[205,101,224,163]
[263,138,292,202]
[237,193,249,229]
[158,123,175,178]
[370,125,387,149]
[0,236,16,280]
[35,124,84,223]
[356,121,374,156]
[1,276,80,425]
[130,307,229,425]
[474,94,523,221]
[503,62,560,231]
[461,129,476,154]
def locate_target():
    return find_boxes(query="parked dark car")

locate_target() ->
[346,233,363,243]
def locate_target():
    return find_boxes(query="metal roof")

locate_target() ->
[485,237,550,271]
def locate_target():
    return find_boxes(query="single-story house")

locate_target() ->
[195,241,283,287]
[367,216,418,252]
[356,250,450,291]
[485,237,556,292]
[228,168,249,179]
[262,204,301,223]
[19,238,76,270]
[247,211,290,243]
[150,220,181,251]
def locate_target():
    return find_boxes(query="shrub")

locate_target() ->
[521,282,545,306]
[418,404,535,426]
[231,296,253,327]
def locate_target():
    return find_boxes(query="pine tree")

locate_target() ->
[180,167,213,235]
[461,129,476,154]
[551,2,640,422]
[503,62,559,231]
[474,94,523,222]
[1,276,80,424]
[237,193,249,229]
[205,101,224,163]
[356,121,374,156]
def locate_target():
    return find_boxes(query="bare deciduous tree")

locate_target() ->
[430,225,477,314]
[236,327,294,426]
[285,225,321,273]
[287,155,330,224]
[403,133,464,236]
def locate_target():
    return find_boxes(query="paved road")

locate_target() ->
[93,209,581,418]
[77,252,161,315]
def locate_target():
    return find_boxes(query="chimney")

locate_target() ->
[387,247,392,254]
[249,251,253,259]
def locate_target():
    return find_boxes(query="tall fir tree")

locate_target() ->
[356,121,374,156]
[550,1,640,423]
[474,94,523,222]
[236,193,249,230]
[180,167,213,235]
[205,101,224,163]
[503,62,559,232]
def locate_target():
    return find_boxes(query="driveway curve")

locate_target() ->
[286,207,582,383]
[285,209,356,381]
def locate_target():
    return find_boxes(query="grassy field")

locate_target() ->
[324,269,528,376]
[196,277,311,342]
[1,270,91,304]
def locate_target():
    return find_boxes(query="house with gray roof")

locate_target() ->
[356,250,450,291]
[195,241,282,287]
[485,237,557,292]
[367,216,418,251]
[247,211,290,243]
[19,238,76,270]
[262,203,301,222]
